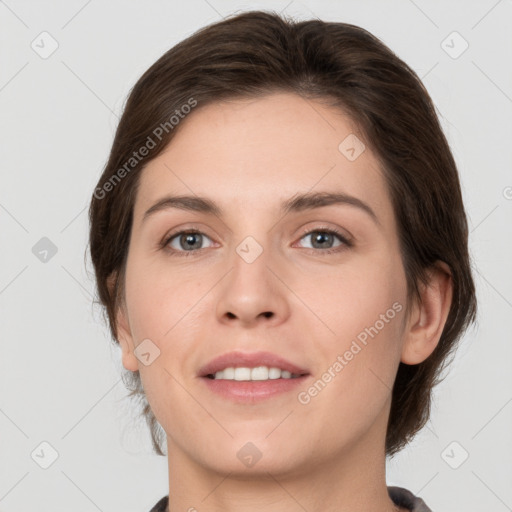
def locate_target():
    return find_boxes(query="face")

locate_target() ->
[117,92,409,476]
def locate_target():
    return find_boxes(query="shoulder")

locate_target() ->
[148,495,168,512]
[388,486,433,512]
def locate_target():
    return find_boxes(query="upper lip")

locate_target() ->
[198,351,310,377]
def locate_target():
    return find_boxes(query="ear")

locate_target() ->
[401,261,453,365]
[107,272,139,372]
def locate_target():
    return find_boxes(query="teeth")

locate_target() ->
[211,366,301,381]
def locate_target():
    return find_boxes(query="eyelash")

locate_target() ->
[161,226,353,258]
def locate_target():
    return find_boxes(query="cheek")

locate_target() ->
[295,250,406,344]
[295,267,405,446]
[297,249,407,402]
[123,253,201,341]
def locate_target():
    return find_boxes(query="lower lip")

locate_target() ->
[200,375,310,403]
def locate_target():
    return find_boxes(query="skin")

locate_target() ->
[114,92,453,512]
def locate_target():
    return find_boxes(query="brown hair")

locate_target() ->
[88,10,477,457]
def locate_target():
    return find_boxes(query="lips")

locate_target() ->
[197,350,310,377]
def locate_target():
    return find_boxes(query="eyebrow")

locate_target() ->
[142,191,379,225]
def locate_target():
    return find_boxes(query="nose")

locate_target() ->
[216,244,290,328]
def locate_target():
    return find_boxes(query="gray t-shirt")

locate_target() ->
[149,486,432,511]
[388,486,432,511]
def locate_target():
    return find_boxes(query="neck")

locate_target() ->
[165,400,401,512]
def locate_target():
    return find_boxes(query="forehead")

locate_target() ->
[134,92,391,222]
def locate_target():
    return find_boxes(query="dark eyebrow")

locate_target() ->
[142,191,379,225]
[282,191,379,224]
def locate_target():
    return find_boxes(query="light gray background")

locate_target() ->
[1,1,511,511]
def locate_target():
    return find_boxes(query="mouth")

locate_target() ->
[200,373,310,403]
[198,351,311,403]
[204,366,308,381]
[198,350,310,379]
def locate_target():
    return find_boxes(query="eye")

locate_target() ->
[161,227,352,257]
[163,230,215,255]
[296,228,352,254]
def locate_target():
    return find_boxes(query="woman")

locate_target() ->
[88,10,476,512]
